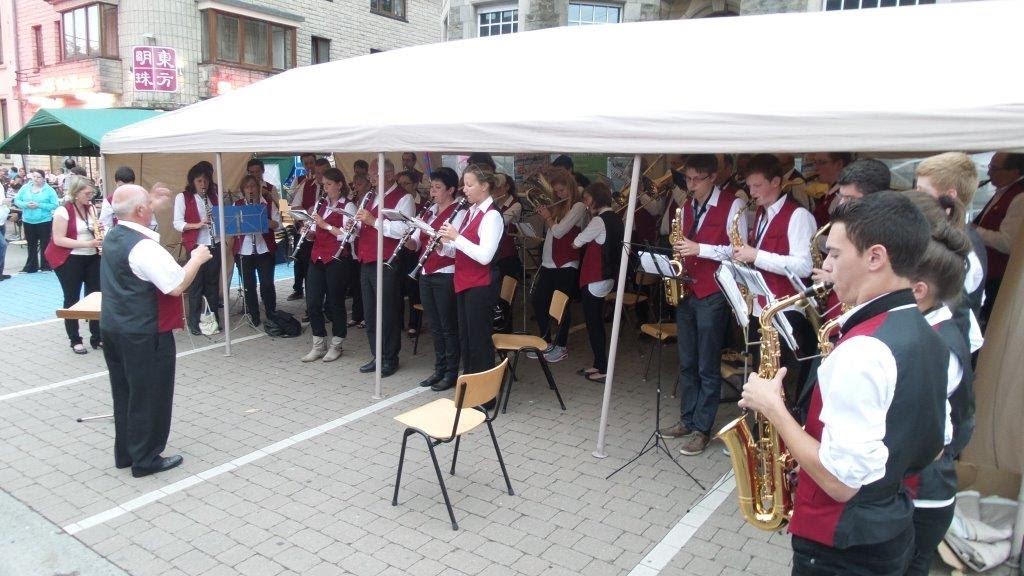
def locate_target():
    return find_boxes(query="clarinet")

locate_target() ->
[203,191,217,246]
[408,198,467,280]
[289,184,325,259]
[384,201,433,269]
[333,188,374,260]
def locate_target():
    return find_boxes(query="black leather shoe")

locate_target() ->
[381,362,399,378]
[431,379,455,392]
[419,372,445,387]
[115,458,132,469]
[358,359,376,373]
[286,291,304,301]
[131,454,183,478]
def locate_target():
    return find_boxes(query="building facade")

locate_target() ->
[0,0,444,163]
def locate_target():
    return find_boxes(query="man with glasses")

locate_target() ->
[659,154,748,456]
[973,152,1024,325]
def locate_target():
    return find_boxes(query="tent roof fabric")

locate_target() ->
[102,0,1024,156]
[2,108,163,156]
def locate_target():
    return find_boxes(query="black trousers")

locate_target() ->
[748,309,816,403]
[420,272,459,380]
[102,330,176,469]
[496,254,523,282]
[581,286,609,372]
[397,249,421,330]
[55,254,101,346]
[980,275,1002,330]
[906,504,956,576]
[306,258,351,339]
[360,262,402,364]
[23,220,52,272]
[347,258,363,323]
[292,240,313,293]
[792,527,914,576]
[532,266,578,347]
[187,243,222,331]
[239,250,276,323]
[458,269,500,375]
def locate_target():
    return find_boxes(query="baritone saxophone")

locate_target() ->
[716,282,832,531]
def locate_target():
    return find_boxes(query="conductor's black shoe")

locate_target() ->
[381,362,399,378]
[131,454,183,478]
[419,372,445,387]
[115,459,132,470]
[286,291,303,301]
[359,359,376,373]
[431,379,455,392]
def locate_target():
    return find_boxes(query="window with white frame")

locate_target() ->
[568,2,621,25]
[478,6,518,37]
[824,0,935,9]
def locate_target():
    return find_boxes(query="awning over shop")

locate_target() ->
[0,108,163,156]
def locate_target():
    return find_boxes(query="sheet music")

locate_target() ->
[638,251,676,278]
[515,222,540,239]
[715,263,750,328]
[771,309,800,352]
[731,263,773,299]
[288,209,314,223]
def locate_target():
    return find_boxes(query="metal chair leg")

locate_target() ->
[450,435,461,476]
[487,421,514,496]
[537,355,566,411]
[502,351,520,414]
[392,429,414,506]
[424,435,458,530]
[413,312,422,355]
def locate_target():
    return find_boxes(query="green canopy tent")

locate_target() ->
[0,108,163,156]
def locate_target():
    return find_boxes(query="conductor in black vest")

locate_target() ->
[101,185,211,477]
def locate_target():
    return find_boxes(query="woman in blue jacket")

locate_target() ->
[14,169,59,272]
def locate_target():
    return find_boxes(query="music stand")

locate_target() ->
[217,205,269,329]
[607,244,704,489]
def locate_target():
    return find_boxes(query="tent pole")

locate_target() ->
[593,154,642,459]
[373,152,384,400]
[216,153,231,356]
[98,155,106,196]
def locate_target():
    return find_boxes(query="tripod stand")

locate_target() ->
[607,245,704,489]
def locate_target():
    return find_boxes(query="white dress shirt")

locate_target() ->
[751,195,816,314]
[121,221,186,294]
[494,194,522,225]
[541,201,589,269]
[451,196,503,265]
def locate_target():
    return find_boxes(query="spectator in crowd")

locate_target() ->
[14,169,59,273]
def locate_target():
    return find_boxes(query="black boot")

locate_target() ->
[419,372,445,388]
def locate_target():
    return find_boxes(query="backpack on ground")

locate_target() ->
[264,310,302,338]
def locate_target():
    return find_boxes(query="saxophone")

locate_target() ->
[664,207,686,305]
[90,205,104,254]
[716,282,832,531]
[730,198,755,310]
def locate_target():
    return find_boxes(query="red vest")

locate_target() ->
[812,187,837,229]
[311,197,351,262]
[455,204,497,293]
[751,198,800,307]
[44,202,81,269]
[682,191,736,299]
[422,202,460,275]
[495,196,519,261]
[181,192,218,252]
[298,176,319,210]
[975,179,1023,279]
[550,203,583,267]
[356,186,407,264]
[232,198,278,256]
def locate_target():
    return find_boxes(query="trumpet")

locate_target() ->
[408,198,468,280]
[384,201,433,269]
[334,188,374,260]
[290,186,325,259]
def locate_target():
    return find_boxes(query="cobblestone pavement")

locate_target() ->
[0,255,955,575]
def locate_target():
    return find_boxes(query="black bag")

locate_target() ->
[264,310,302,338]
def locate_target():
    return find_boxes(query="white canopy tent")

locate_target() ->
[103,0,1024,511]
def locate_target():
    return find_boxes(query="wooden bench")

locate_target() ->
[56,291,102,321]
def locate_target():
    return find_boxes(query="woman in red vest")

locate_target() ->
[530,171,587,364]
[438,164,504,375]
[233,175,281,329]
[47,176,103,354]
[572,182,623,383]
[301,168,356,363]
